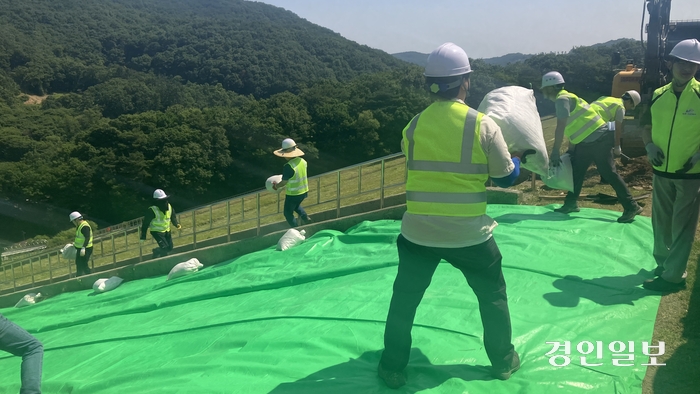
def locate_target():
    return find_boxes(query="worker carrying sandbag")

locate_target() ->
[541,71,642,223]
[69,211,92,277]
[140,189,181,258]
[271,138,312,227]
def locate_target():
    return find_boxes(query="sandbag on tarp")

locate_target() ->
[478,86,549,176]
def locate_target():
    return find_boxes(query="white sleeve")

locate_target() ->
[480,116,515,178]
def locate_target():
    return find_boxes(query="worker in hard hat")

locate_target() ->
[0,313,43,393]
[541,71,642,223]
[378,42,523,389]
[590,90,642,157]
[640,38,700,293]
[272,138,311,227]
[69,211,93,276]
[140,189,181,258]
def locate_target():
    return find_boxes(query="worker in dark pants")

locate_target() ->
[378,42,523,389]
[0,314,43,394]
[69,211,92,277]
[272,138,312,227]
[140,189,181,258]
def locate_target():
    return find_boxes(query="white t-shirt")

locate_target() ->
[400,99,515,248]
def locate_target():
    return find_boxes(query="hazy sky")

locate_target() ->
[256,0,700,59]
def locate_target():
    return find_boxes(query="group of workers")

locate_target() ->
[377,38,700,389]
[2,36,699,393]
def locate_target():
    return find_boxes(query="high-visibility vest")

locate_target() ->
[558,90,606,143]
[149,204,172,232]
[591,96,624,122]
[74,221,93,249]
[651,78,700,174]
[286,157,309,196]
[403,100,488,217]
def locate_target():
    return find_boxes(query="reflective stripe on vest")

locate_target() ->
[558,90,606,143]
[149,204,172,232]
[286,157,309,196]
[74,221,93,249]
[591,96,624,122]
[651,79,700,173]
[403,100,488,217]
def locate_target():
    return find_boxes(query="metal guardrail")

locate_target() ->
[0,153,407,294]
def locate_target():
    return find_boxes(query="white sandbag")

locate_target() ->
[93,276,124,293]
[543,153,574,192]
[478,86,549,176]
[167,258,204,281]
[61,243,77,260]
[15,292,42,308]
[265,175,283,192]
[277,229,306,251]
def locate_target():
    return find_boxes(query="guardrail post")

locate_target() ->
[358,166,362,194]
[48,252,53,282]
[111,234,116,266]
[209,205,213,230]
[256,193,261,236]
[226,200,231,242]
[192,211,197,250]
[124,229,128,249]
[380,159,386,209]
[138,226,143,263]
[12,264,16,291]
[336,171,341,218]
[317,178,321,205]
[30,258,35,286]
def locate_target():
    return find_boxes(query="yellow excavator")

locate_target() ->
[611,0,700,159]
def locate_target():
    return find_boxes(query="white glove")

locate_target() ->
[645,143,665,166]
[613,146,622,157]
[677,152,700,174]
[80,248,86,257]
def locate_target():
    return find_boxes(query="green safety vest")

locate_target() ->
[286,157,309,196]
[651,78,700,174]
[558,90,606,143]
[403,100,488,217]
[149,203,172,233]
[591,96,624,122]
[74,221,93,249]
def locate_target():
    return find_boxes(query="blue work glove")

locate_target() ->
[645,143,665,167]
[676,152,700,174]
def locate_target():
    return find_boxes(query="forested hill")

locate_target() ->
[0,0,405,98]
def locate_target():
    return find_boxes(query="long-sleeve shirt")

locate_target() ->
[77,224,91,249]
[140,205,179,240]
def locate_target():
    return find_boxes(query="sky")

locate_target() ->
[256,0,700,59]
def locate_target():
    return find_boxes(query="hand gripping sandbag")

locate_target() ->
[93,276,124,293]
[543,153,574,192]
[167,258,204,281]
[477,86,549,176]
[61,243,77,260]
[15,292,43,308]
[277,229,306,251]
[266,175,283,192]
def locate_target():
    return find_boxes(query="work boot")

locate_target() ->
[653,266,665,277]
[643,277,685,293]
[302,214,312,224]
[554,205,580,214]
[377,363,406,389]
[491,351,521,380]
[617,204,643,223]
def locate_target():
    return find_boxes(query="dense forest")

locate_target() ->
[0,0,645,243]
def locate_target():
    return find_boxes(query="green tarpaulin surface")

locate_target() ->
[0,205,661,393]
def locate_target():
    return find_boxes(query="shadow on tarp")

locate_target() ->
[543,270,655,307]
[267,348,492,394]
[493,211,616,224]
[652,256,700,393]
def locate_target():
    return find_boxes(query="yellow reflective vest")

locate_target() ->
[286,157,309,196]
[591,96,624,122]
[149,203,172,233]
[403,100,488,217]
[558,90,606,143]
[74,221,93,249]
[650,78,700,174]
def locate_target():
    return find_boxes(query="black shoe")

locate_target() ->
[302,215,312,224]
[491,351,520,380]
[653,266,665,277]
[554,205,580,214]
[378,363,406,389]
[642,277,686,293]
[617,205,643,223]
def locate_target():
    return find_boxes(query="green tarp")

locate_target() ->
[0,205,661,393]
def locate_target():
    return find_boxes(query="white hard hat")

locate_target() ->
[669,38,700,64]
[153,189,168,200]
[69,211,82,222]
[541,71,565,88]
[623,90,641,107]
[424,42,472,77]
[274,138,305,158]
